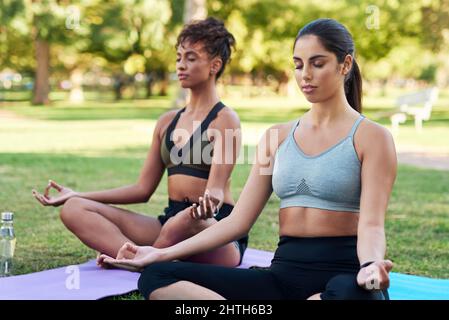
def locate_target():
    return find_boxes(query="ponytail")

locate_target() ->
[345,58,362,113]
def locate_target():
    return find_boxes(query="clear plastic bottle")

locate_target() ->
[0,212,16,277]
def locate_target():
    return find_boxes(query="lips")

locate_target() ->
[301,85,317,93]
[178,74,188,80]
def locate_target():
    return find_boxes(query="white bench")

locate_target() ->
[390,87,439,132]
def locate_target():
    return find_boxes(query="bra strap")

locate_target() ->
[348,115,365,137]
[165,107,186,149]
[199,102,225,134]
[290,118,301,136]
[190,101,225,145]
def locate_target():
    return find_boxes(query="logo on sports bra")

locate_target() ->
[296,178,313,196]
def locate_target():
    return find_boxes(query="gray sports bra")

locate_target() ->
[272,115,365,212]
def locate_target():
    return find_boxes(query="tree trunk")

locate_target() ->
[113,74,124,101]
[32,38,50,105]
[146,71,155,98]
[276,71,289,96]
[159,72,169,96]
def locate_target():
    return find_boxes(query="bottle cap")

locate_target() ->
[1,212,14,221]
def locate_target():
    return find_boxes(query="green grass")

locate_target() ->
[3,87,449,152]
[1,90,449,299]
[1,150,449,280]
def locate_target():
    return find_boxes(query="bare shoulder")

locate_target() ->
[158,109,179,126]
[356,117,396,159]
[358,118,394,144]
[211,105,241,130]
[155,109,180,139]
[269,121,296,143]
[261,121,297,156]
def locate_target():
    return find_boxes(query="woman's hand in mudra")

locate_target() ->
[357,260,394,291]
[189,190,221,220]
[32,180,77,207]
[98,243,163,273]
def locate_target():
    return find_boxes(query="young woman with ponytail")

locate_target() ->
[101,18,397,300]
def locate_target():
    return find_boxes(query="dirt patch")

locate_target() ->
[397,152,449,171]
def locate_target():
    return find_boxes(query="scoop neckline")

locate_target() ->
[290,117,359,159]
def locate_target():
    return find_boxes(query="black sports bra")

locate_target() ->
[160,102,225,179]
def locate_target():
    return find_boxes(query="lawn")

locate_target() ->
[1,90,448,299]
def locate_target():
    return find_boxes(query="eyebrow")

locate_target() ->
[176,51,200,57]
[177,50,200,57]
[293,54,328,61]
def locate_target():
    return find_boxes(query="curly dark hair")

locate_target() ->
[176,17,236,80]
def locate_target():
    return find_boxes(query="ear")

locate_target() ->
[210,57,223,76]
[341,54,353,76]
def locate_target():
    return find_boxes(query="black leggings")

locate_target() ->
[138,236,389,300]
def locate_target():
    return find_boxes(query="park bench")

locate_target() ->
[390,87,439,132]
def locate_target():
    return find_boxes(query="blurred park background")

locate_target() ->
[1,0,449,296]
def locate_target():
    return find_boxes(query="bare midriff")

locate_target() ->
[279,206,359,237]
[167,175,234,205]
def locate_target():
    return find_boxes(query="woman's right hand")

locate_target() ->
[98,243,164,272]
[32,180,77,207]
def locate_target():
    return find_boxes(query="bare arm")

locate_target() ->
[202,109,241,208]
[356,122,397,290]
[77,115,168,204]
[33,111,176,206]
[357,123,397,263]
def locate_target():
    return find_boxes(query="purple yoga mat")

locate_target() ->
[0,248,273,300]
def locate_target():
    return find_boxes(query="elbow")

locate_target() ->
[135,184,151,203]
[219,215,250,240]
[229,217,252,238]
[139,190,152,203]
[240,223,252,237]
[234,227,250,240]
[139,195,150,203]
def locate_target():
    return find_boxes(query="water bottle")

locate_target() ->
[0,212,16,277]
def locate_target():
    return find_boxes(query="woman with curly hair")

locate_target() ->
[33,17,248,268]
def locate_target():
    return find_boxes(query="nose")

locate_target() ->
[302,64,312,81]
[177,58,186,71]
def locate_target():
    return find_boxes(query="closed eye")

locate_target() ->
[294,62,324,70]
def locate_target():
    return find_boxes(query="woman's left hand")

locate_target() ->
[357,260,394,290]
[97,243,163,272]
[190,190,221,220]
